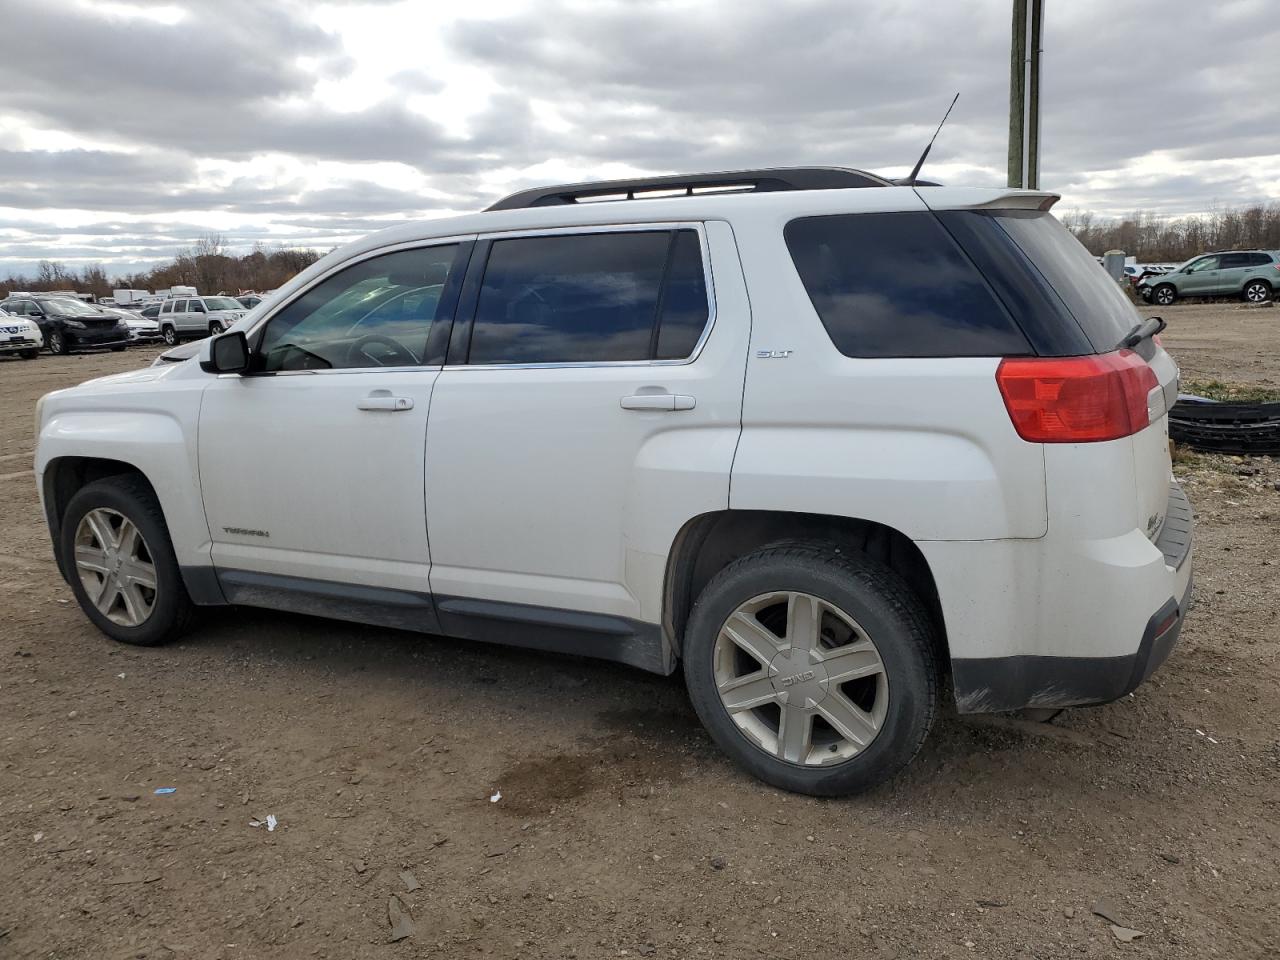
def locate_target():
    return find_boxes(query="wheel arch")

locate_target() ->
[43,457,157,583]
[662,510,948,668]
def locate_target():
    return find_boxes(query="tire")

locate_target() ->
[161,325,178,346]
[1153,284,1177,306]
[48,330,69,355]
[1243,280,1272,304]
[59,475,194,646]
[20,349,38,360]
[209,320,224,335]
[682,541,939,796]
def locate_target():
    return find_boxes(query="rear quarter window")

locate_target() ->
[784,212,1032,359]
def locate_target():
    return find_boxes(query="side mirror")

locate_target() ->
[200,330,250,374]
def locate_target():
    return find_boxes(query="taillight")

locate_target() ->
[996,350,1159,443]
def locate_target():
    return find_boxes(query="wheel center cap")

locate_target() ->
[768,649,829,707]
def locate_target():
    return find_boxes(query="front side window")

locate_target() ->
[189,299,206,313]
[1188,256,1220,273]
[259,244,458,371]
[467,229,710,365]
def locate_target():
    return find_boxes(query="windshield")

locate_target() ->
[203,297,243,312]
[42,297,102,317]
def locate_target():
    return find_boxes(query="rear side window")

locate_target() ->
[785,212,1031,358]
[467,229,710,365]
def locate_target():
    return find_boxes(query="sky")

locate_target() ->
[1,0,1278,279]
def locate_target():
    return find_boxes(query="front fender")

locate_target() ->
[36,378,212,573]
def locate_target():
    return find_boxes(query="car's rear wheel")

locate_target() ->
[60,476,194,646]
[209,320,225,335]
[683,541,938,796]
[48,330,69,355]
[161,325,178,346]
[1243,280,1272,303]
[1153,284,1177,306]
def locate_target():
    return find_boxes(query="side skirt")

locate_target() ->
[205,568,674,675]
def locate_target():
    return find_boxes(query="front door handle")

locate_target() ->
[358,395,414,412]
[620,394,696,411]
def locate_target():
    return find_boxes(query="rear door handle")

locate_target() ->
[358,395,414,412]
[620,394,696,411]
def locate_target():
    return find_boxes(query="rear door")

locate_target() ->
[423,223,748,635]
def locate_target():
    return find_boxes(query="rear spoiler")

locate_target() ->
[914,188,1060,212]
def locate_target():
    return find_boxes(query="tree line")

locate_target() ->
[1,233,323,299]
[4,204,1278,300]
[1061,201,1280,262]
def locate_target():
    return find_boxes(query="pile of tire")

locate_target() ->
[1169,395,1280,455]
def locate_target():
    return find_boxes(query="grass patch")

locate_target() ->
[1180,379,1280,403]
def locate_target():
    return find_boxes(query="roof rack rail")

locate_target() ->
[486,166,895,211]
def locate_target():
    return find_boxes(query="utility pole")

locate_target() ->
[1008,0,1044,189]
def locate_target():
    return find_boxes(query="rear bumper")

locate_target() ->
[936,481,1194,713]
[949,574,1191,712]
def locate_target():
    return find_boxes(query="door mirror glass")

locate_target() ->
[201,331,250,374]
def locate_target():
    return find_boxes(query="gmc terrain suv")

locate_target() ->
[34,168,1193,796]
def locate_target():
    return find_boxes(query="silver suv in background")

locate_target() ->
[1139,250,1280,305]
[158,296,249,345]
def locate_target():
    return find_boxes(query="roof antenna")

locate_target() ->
[905,93,960,186]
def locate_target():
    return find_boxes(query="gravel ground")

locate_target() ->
[1,308,1278,959]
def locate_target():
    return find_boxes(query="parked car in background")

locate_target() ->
[1138,250,1280,305]
[137,303,162,320]
[0,294,130,354]
[236,294,264,310]
[1123,263,1170,286]
[0,306,44,359]
[34,167,1191,796]
[156,295,249,345]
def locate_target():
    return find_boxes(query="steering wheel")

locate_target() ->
[346,334,418,368]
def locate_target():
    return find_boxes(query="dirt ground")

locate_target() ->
[2,303,1278,960]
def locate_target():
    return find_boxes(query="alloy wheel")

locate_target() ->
[209,321,224,335]
[713,591,889,766]
[1155,286,1175,306]
[1245,282,1270,303]
[49,331,66,354]
[162,326,177,345]
[73,508,158,627]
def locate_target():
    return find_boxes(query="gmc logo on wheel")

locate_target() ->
[780,671,815,687]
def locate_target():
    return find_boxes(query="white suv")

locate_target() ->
[34,168,1193,796]
[157,295,248,345]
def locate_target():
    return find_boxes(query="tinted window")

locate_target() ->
[189,299,206,313]
[977,211,1140,353]
[259,245,458,371]
[160,301,173,315]
[654,230,710,360]
[469,232,671,364]
[1247,252,1273,267]
[1219,254,1247,269]
[785,212,1031,358]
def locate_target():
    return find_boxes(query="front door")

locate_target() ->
[1181,255,1222,295]
[424,223,748,637]
[197,240,471,623]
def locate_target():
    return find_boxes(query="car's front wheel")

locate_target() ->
[209,320,225,335]
[47,330,69,355]
[1153,284,1177,306]
[161,325,178,346]
[683,541,938,796]
[60,476,194,646]
[1243,280,1272,304]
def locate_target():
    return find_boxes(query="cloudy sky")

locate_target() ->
[1,0,1278,278]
